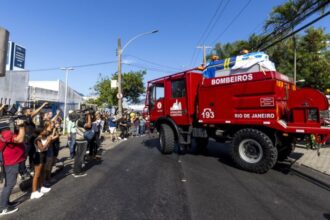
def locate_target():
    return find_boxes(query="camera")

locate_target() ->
[0,104,27,131]
[80,104,96,116]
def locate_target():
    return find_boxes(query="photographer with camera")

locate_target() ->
[72,110,92,177]
[0,119,26,216]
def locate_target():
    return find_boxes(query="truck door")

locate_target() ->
[149,82,165,121]
[168,78,189,125]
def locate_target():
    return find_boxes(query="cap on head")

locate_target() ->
[211,55,219,61]
[240,49,249,55]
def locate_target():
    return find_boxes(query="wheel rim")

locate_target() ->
[238,139,263,163]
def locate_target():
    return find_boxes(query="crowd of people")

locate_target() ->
[0,103,153,216]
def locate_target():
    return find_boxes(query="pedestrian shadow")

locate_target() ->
[324,213,330,219]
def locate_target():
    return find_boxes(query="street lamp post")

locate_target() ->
[60,67,74,133]
[117,29,159,116]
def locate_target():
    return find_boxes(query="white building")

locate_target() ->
[0,71,29,106]
[28,80,84,113]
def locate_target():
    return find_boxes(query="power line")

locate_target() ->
[261,10,330,51]
[256,0,329,50]
[191,0,231,66]
[123,63,175,73]
[211,0,252,45]
[125,54,181,71]
[189,0,229,66]
[28,60,117,72]
[202,0,231,44]
[196,0,224,44]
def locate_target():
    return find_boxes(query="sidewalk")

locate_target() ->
[292,146,330,176]
[2,133,121,203]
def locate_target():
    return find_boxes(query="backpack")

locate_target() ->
[84,129,95,141]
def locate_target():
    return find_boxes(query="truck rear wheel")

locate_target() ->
[159,124,175,154]
[231,128,278,173]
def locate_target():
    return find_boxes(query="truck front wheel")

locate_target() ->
[231,128,278,173]
[159,124,175,154]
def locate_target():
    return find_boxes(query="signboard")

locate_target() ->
[13,44,25,70]
[117,93,123,99]
[111,80,118,88]
[6,41,26,71]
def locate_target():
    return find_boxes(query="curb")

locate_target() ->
[290,163,330,190]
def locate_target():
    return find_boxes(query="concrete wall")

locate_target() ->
[0,70,29,105]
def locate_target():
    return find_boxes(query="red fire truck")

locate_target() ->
[145,67,330,173]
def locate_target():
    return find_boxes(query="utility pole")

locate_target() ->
[197,45,212,66]
[0,27,9,77]
[117,29,159,116]
[60,67,74,134]
[117,38,123,116]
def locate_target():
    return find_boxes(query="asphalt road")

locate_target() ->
[4,136,330,220]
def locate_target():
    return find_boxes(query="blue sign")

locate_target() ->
[6,42,26,71]
[13,44,25,69]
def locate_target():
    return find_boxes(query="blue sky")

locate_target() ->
[1,0,329,95]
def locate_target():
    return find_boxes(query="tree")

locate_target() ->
[91,70,146,107]
[263,0,329,82]
[297,28,330,91]
[209,34,264,61]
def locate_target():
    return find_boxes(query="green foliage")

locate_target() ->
[115,70,146,103]
[91,71,146,107]
[297,28,330,91]
[209,34,264,61]
[209,0,330,92]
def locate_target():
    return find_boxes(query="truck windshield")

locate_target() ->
[149,83,164,109]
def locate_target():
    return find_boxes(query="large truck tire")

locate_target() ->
[159,124,175,154]
[231,128,278,173]
[194,137,209,154]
